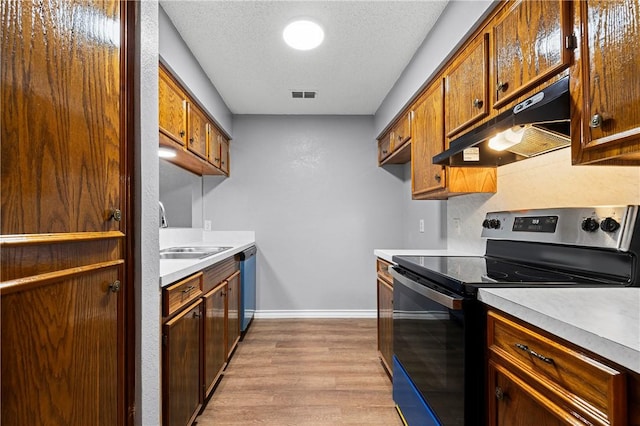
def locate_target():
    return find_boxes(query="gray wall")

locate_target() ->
[203,115,405,314]
[158,5,233,135]
[374,0,495,135]
[159,160,203,228]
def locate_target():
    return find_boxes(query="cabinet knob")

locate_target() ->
[589,113,610,128]
[179,130,185,138]
[109,280,121,293]
[382,150,388,155]
[495,386,505,401]
[193,311,201,318]
[497,81,508,92]
[189,138,194,145]
[397,134,403,141]
[434,173,442,182]
[110,209,122,222]
[472,98,483,108]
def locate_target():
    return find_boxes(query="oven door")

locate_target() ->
[390,266,484,426]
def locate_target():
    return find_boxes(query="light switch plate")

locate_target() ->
[204,220,212,231]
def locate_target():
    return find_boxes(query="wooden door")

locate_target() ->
[208,124,222,168]
[159,66,188,146]
[187,102,208,160]
[577,0,640,162]
[488,361,580,426]
[492,0,572,108]
[163,301,203,426]
[1,0,133,424]
[203,283,226,398]
[411,80,447,198]
[445,33,489,138]
[226,271,241,358]
[220,136,230,175]
[377,279,393,374]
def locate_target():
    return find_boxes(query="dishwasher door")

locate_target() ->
[239,246,257,334]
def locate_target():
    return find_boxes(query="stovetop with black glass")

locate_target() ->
[393,206,640,297]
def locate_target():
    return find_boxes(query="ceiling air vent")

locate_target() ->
[291,90,317,99]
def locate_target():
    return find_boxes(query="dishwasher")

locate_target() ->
[238,246,257,338]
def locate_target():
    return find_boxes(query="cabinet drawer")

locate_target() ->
[163,272,204,317]
[202,257,238,293]
[487,310,627,425]
[376,258,393,285]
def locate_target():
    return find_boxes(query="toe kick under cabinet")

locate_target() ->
[162,257,240,426]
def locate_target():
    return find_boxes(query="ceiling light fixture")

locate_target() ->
[158,147,177,158]
[283,20,324,51]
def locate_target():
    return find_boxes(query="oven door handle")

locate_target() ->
[389,267,464,310]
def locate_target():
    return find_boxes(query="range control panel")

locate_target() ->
[480,206,638,251]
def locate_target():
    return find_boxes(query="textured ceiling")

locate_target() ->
[160,1,448,115]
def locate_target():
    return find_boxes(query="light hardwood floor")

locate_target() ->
[196,319,404,426]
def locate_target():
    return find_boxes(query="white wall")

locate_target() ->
[447,148,640,254]
[135,2,161,425]
[159,160,203,228]
[203,115,406,315]
[374,0,496,135]
[158,6,233,135]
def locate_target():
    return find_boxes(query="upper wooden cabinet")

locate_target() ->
[378,112,412,165]
[159,68,188,147]
[445,33,490,138]
[492,0,572,109]
[159,65,231,176]
[220,135,230,175]
[573,0,640,165]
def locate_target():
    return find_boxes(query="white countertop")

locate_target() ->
[374,248,481,263]
[159,230,255,287]
[478,288,640,374]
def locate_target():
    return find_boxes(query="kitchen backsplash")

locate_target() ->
[447,147,640,253]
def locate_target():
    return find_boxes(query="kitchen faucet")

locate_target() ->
[159,201,168,228]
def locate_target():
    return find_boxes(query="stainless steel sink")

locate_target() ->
[159,246,232,260]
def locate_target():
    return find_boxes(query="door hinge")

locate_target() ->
[162,334,168,346]
[565,34,578,50]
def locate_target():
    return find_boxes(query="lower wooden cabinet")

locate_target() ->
[376,258,393,377]
[163,300,203,426]
[486,310,628,425]
[163,259,241,426]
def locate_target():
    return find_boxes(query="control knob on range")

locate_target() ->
[600,217,620,233]
[489,219,501,229]
[581,217,599,232]
[482,219,490,229]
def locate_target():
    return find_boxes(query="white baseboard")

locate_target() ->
[254,310,377,319]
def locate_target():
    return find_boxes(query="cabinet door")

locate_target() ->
[220,136,230,175]
[579,0,640,160]
[226,272,241,358]
[411,80,446,198]
[203,284,226,398]
[492,0,572,108]
[187,102,208,160]
[378,136,392,164]
[391,112,412,151]
[208,124,222,168]
[159,67,188,146]
[445,33,489,138]
[163,300,203,426]
[488,361,580,426]
[377,279,393,375]
[1,0,131,423]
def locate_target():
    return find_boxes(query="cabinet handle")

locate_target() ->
[215,157,220,161]
[382,150,388,155]
[179,130,185,138]
[189,138,194,145]
[473,98,483,108]
[193,311,201,318]
[182,285,195,294]
[495,386,505,401]
[515,343,554,364]
[434,173,441,182]
[496,81,508,92]
[589,113,610,128]
[109,280,121,293]
[110,209,122,222]
[397,134,403,141]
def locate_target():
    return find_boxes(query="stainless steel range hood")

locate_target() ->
[433,76,570,167]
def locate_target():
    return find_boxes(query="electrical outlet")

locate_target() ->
[204,220,212,231]
[419,219,424,233]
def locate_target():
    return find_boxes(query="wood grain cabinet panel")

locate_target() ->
[492,0,572,108]
[187,102,209,160]
[226,271,241,359]
[445,33,490,138]
[1,0,133,423]
[220,135,230,175]
[203,283,227,398]
[159,67,188,146]
[163,272,204,317]
[574,0,640,164]
[377,277,393,377]
[208,124,222,169]
[163,300,203,426]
